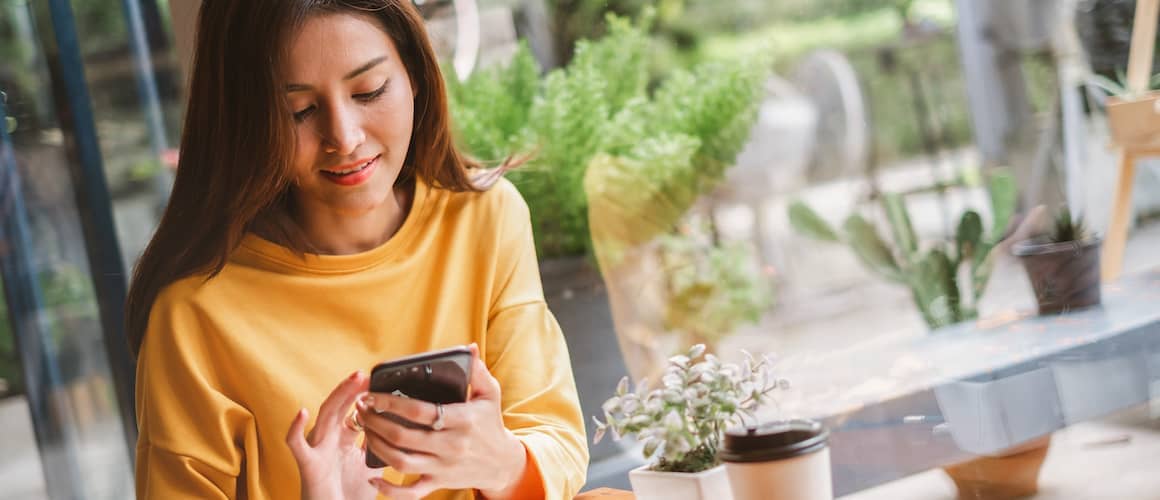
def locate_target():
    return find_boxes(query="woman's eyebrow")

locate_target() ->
[285,55,390,92]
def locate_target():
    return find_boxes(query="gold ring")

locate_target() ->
[345,408,365,433]
[431,403,445,431]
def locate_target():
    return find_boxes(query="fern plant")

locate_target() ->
[445,46,539,163]
[448,14,651,257]
[448,12,767,259]
[584,56,769,264]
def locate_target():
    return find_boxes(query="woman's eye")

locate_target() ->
[354,80,389,102]
[293,105,316,122]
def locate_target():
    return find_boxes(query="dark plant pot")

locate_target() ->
[1013,238,1102,315]
[540,256,631,463]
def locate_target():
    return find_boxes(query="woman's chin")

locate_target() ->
[304,174,399,217]
[326,194,395,217]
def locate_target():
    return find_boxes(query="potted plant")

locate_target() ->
[1090,70,1160,148]
[789,170,1057,498]
[592,344,788,500]
[449,9,768,406]
[787,169,1017,330]
[1012,207,1102,315]
[577,31,769,383]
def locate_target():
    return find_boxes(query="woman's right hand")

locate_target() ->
[286,370,380,500]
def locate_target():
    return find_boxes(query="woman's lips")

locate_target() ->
[320,155,379,186]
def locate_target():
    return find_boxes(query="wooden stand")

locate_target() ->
[1103,0,1160,281]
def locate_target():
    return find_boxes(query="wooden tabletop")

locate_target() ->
[575,488,634,499]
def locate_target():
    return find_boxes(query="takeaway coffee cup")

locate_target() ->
[718,419,833,500]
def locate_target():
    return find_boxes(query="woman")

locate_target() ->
[126,1,588,498]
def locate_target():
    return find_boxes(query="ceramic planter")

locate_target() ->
[628,464,733,500]
[1012,238,1102,315]
[942,435,1051,499]
[1106,93,1160,148]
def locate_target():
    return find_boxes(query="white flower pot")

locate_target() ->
[933,367,1061,455]
[628,464,733,500]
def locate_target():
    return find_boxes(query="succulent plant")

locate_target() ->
[1087,68,1160,100]
[788,169,1017,329]
[1048,208,1089,244]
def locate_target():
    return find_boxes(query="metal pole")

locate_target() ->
[954,0,1007,165]
[119,0,173,213]
[44,0,138,463]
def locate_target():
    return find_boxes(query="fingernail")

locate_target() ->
[362,395,376,409]
[349,370,362,381]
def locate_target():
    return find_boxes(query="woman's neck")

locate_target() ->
[288,181,415,255]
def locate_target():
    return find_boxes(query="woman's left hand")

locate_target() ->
[357,344,529,499]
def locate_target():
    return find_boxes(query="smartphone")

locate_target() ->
[364,345,473,468]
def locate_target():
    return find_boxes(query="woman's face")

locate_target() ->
[284,13,415,217]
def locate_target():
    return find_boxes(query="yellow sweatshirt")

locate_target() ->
[135,178,589,499]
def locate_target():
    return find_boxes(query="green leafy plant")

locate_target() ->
[446,45,540,164]
[0,265,94,397]
[593,344,788,473]
[448,14,651,257]
[449,12,767,258]
[582,58,767,260]
[788,169,1017,329]
[657,221,772,348]
[891,0,917,23]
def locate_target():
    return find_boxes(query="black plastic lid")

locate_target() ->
[718,420,829,463]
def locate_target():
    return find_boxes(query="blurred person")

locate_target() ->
[124,1,587,498]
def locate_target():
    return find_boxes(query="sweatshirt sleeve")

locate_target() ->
[483,182,590,499]
[135,285,250,499]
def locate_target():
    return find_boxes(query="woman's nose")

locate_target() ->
[320,104,366,156]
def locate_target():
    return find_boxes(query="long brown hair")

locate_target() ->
[125,0,481,356]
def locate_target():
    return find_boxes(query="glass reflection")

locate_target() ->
[0,0,134,498]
